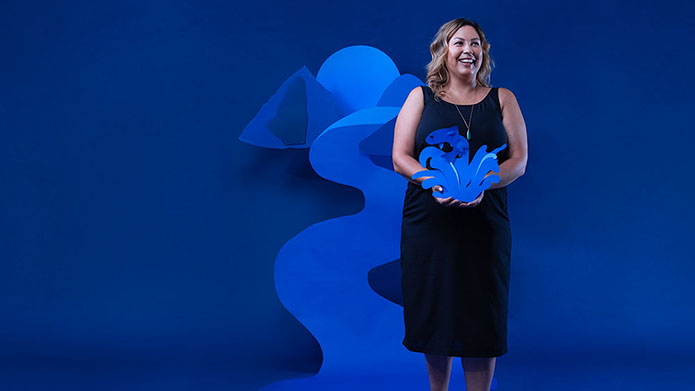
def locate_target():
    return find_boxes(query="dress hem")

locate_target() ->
[402,341,507,358]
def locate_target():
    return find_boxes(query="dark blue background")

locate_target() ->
[2,0,694,389]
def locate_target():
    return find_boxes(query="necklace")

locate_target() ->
[448,88,482,141]
[454,103,473,141]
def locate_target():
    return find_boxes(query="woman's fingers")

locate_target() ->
[458,195,483,207]
[435,196,454,206]
[461,192,484,207]
[435,194,484,208]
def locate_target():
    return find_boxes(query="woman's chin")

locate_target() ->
[453,69,477,79]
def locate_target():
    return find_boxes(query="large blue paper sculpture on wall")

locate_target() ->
[240,45,500,390]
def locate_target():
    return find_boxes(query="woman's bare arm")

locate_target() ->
[392,86,430,186]
[487,87,528,189]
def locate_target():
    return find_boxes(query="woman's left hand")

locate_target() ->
[457,190,484,208]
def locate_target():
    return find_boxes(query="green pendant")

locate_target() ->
[466,129,471,140]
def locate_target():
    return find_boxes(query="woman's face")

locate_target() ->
[446,25,483,79]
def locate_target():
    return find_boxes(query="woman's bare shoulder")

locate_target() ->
[497,87,522,112]
[497,86,515,97]
[402,86,425,108]
[411,85,425,98]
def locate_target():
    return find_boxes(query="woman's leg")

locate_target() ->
[424,353,453,391]
[461,357,496,391]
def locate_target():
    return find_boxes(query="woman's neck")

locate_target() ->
[444,76,479,99]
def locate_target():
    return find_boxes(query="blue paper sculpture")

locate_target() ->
[239,66,347,149]
[413,125,506,203]
[316,45,401,113]
[240,45,500,390]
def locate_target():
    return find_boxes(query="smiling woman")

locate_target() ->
[392,17,528,391]
[426,20,495,102]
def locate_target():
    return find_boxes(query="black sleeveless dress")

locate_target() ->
[400,86,511,358]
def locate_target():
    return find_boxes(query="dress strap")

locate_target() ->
[420,85,432,107]
[490,87,502,115]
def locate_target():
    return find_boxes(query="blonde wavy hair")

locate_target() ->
[426,18,494,102]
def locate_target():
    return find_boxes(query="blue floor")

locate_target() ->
[1,350,691,390]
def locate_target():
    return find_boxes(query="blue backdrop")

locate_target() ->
[2,0,694,390]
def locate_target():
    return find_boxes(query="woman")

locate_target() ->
[392,18,528,391]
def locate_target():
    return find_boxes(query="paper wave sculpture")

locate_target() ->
[239,45,422,150]
[413,125,507,203]
[240,45,499,390]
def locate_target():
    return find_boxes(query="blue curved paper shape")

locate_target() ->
[356,74,426,170]
[413,125,507,202]
[376,74,425,107]
[316,45,401,113]
[261,106,428,387]
[263,106,499,391]
[358,117,398,171]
